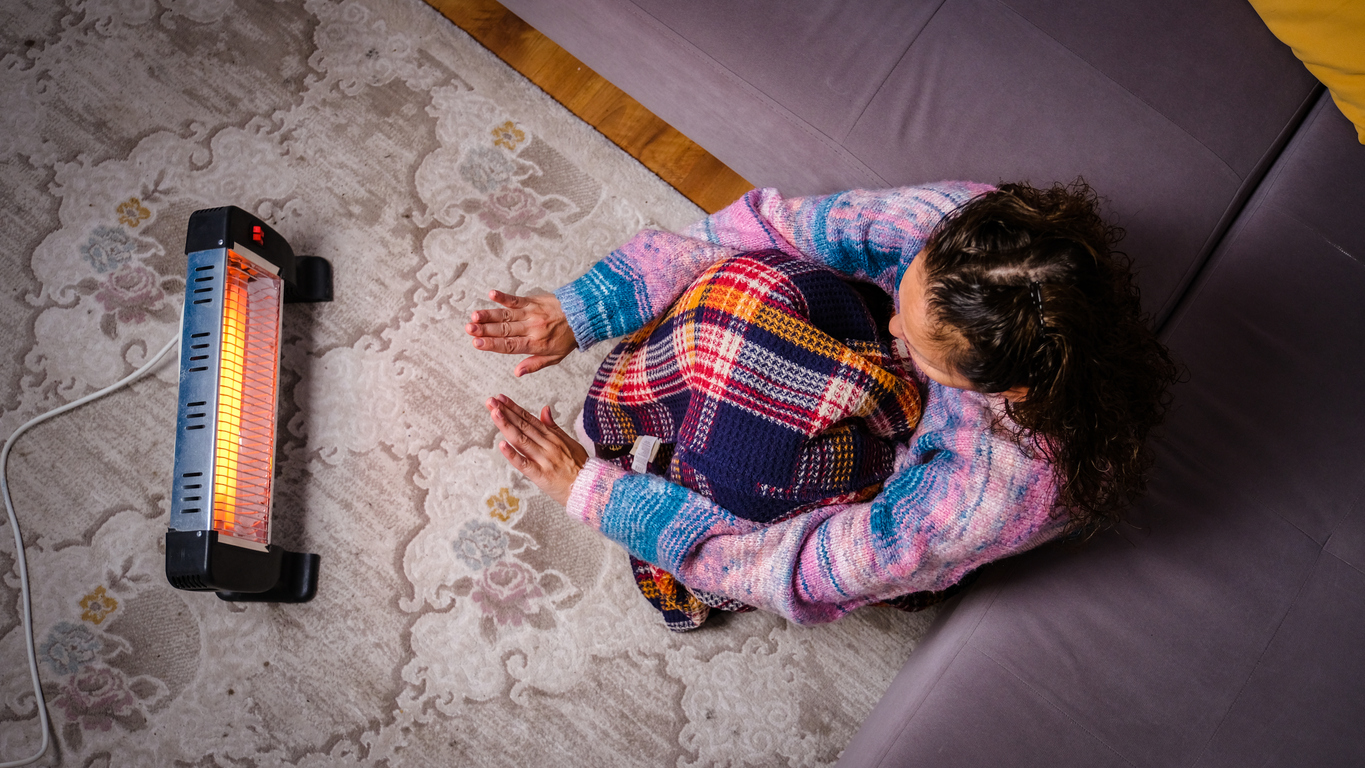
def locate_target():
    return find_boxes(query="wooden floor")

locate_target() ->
[426,0,752,214]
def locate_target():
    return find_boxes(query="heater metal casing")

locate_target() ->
[167,206,328,602]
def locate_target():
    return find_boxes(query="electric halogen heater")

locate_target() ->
[166,206,331,603]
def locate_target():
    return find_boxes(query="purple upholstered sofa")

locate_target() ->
[493,0,1365,764]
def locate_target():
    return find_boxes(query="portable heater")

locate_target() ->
[165,206,331,603]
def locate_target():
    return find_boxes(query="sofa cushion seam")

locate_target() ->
[988,0,1242,184]
[1155,86,1326,331]
[1154,88,1323,338]
[1323,482,1365,566]
[617,0,886,188]
[845,0,952,144]
[1329,549,1365,579]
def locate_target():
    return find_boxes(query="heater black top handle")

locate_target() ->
[185,206,332,303]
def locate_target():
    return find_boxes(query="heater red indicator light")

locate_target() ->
[252,225,264,244]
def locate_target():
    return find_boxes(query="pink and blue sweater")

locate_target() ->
[555,182,1068,625]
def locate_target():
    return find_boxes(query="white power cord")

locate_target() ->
[1,317,182,768]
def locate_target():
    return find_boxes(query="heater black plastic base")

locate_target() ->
[284,256,333,304]
[217,550,320,603]
[165,530,320,603]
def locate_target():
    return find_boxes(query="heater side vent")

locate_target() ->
[181,470,204,509]
[168,573,210,591]
[192,264,216,305]
[188,332,213,373]
[181,471,204,512]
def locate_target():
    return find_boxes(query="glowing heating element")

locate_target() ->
[211,251,282,545]
[169,242,283,552]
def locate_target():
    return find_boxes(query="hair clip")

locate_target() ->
[1030,281,1049,331]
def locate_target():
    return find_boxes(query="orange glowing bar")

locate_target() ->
[211,251,282,545]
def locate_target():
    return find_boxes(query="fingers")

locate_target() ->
[513,354,565,378]
[468,291,550,329]
[496,395,549,436]
[498,439,537,475]
[471,335,528,355]
[465,294,533,354]
[491,397,582,463]
[465,312,524,338]
[488,289,526,309]
[466,290,527,340]
[468,306,515,325]
[494,395,564,437]
[487,395,561,457]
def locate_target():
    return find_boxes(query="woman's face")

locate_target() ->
[888,254,976,391]
[889,254,1030,401]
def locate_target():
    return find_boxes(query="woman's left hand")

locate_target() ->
[486,394,588,507]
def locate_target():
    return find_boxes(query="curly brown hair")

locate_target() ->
[920,179,1179,535]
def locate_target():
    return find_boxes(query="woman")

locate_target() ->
[468,180,1178,628]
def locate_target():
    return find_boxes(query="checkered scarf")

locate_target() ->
[582,250,922,524]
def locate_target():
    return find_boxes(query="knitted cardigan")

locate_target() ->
[555,182,1069,625]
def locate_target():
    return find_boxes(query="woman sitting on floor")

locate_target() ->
[467,180,1179,629]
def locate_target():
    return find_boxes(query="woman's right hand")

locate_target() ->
[465,290,577,377]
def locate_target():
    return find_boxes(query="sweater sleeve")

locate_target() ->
[564,384,1066,625]
[553,182,995,350]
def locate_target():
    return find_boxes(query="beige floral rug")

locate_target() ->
[0,0,935,765]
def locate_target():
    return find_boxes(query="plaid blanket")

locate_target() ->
[584,251,931,630]
[628,555,977,631]
[582,250,923,524]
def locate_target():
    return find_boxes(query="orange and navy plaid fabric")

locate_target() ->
[583,250,923,524]
[629,553,975,631]
[628,555,756,631]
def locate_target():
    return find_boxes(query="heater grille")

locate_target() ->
[211,251,282,545]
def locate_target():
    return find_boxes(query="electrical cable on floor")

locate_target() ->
[1,310,182,768]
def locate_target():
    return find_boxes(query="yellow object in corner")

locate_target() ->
[1249,0,1365,143]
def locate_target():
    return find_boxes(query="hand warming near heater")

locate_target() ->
[466,290,585,505]
[483,395,586,507]
[466,289,577,377]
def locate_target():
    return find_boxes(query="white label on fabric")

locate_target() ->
[631,435,662,474]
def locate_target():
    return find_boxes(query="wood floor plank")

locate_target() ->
[425,0,752,213]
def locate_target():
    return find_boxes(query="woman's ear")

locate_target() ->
[1000,385,1030,403]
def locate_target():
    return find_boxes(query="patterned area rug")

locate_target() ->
[0,0,936,765]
